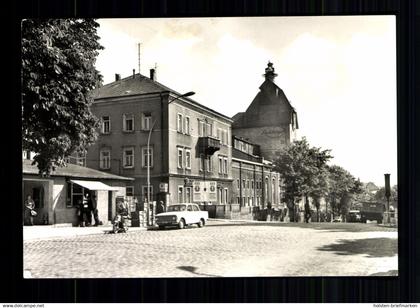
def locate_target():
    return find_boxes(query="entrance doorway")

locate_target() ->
[23,180,49,225]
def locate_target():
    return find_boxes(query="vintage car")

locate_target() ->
[155,203,209,230]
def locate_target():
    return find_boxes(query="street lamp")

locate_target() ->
[146,91,195,221]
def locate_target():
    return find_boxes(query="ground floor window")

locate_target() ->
[126,186,134,197]
[224,188,228,205]
[178,186,184,203]
[142,185,153,202]
[185,187,192,203]
[66,182,89,207]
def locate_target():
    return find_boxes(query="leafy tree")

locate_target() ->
[326,165,363,220]
[22,19,103,175]
[274,138,332,222]
[374,185,398,203]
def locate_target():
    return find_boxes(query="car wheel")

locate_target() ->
[197,219,204,228]
[158,225,165,230]
[178,219,185,229]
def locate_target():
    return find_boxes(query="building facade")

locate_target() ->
[23,155,133,226]
[232,62,299,161]
[231,136,282,210]
[86,71,233,207]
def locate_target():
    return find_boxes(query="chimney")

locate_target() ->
[132,69,135,78]
[150,68,155,81]
[115,74,121,81]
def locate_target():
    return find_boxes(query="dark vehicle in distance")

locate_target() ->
[347,210,361,223]
[360,201,385,224]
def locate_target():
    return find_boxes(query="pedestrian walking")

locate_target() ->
[24,194,36,226]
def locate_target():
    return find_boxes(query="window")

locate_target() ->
[242,179,246,188]
[177,148,183,168]
[76,153,86,166]
[218,156,223,173]
[198,120,206,137]
[99,149,111,169]
[178,186,184,203]
[142,146,153,168]
[224,189,228,205]
[177,114,183,133]
[237,179,240,189]
[207,123,213,137]
[102,116,111,134]
[184,116,190,135]
[66,182,87,208]
[223,157,228,174]
[218,189,223,204]
[247,180,250,189]
[123,147,134,168]
[123,114,134,132]
[185,149,191,169]
[206,156,212,172]
[141,113,151,130]
[142,185,153,202]
[185,187,192,203]
[126,186,134,197]
[251,180,254,189]
[237,197,240,204]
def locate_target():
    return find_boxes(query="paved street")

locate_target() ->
[23,220,398,278]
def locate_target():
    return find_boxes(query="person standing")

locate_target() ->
[156,201,165,214]
[81,193,90,227]
[24,194,36,226]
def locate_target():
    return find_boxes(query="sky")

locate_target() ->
[95,16,397,187]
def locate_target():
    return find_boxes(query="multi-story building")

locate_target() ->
[232,62,299,161]
[86,70,233,206]
[231,136,282,209]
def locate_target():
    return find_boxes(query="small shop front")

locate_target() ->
[23,160,134,226]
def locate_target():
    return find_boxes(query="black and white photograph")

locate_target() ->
[22,16,398,278]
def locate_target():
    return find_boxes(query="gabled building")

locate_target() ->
[86,70,233,207]
[232,62,299,160]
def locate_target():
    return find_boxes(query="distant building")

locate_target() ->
[232,62,299,160]
[86,70,233,206]
[231,136,282,209]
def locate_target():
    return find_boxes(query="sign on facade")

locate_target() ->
[159,182,168,192]
[192,181,217,202]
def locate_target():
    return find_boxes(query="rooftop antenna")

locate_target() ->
[138,42,141,77]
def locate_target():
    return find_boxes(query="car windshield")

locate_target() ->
[167,204,186,212]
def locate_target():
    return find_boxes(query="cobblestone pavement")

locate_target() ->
[23,221,398,278]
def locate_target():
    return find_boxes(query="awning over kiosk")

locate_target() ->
[70,180,120,191]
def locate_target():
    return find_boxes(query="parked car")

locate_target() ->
[155,203,209,230]
[347,210,362,223]
[332,216,342,223]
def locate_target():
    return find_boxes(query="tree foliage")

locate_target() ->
[274,138,332,221]
[374,185,398,203]
[22,19,103,175]
[326,165,363,217]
